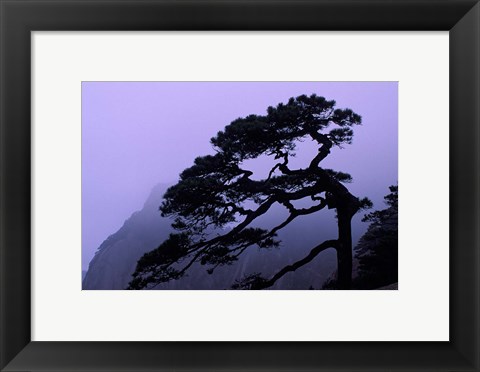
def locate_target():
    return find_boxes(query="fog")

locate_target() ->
[82,82,398,270]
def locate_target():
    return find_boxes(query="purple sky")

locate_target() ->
[82,82,398,270]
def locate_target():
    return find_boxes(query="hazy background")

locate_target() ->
[82,82,398,271]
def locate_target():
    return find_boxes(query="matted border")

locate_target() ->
[32,34,444,342]
[0,0,478,370]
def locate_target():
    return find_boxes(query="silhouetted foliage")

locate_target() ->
[353,185,398,289]
[128,94,371,290]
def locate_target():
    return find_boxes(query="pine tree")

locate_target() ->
[128,94,371,290]
[353,185,398,289]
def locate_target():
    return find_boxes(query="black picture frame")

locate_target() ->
[1,0,479,371]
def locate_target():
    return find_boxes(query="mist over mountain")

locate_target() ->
[83,184,172,290]
[83,184,371,290]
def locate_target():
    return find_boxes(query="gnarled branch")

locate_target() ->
[233,239,339,290]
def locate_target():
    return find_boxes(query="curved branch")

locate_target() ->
[266,151,297,180]
[251,239,338,290]
[308,131,333,169]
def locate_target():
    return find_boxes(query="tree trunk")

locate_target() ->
[320,167,360,290]
[336,206,354,289]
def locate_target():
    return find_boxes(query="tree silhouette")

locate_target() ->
[128,94,371,290]
[353,185,398,289]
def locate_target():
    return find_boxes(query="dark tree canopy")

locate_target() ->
[353,185,398,289]
[128,94,371,290]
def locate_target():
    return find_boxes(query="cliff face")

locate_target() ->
[83,184,173,290]
[83,184,342,290]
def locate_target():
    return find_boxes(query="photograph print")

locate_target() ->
[82,82,398,290]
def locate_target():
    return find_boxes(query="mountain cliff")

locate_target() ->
[83,184,173,289]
